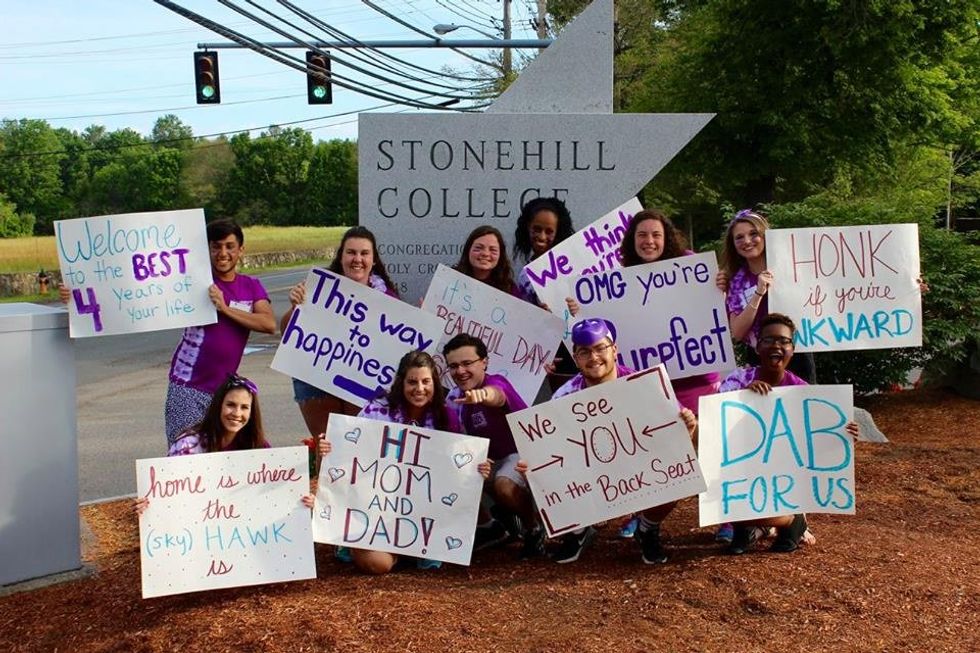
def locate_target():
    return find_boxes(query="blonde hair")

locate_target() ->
[720,210,770,278]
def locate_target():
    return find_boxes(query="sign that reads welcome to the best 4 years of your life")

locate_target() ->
[314,414,488,565]
[271,268,446,406]
[55,208,216,337]
[507,367,706,537]
[136,447,315,599]
[421,264,565,406]
[767,224,922,352]
[697,385,855,527]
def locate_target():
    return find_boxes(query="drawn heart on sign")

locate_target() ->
[453,453,473,468]
[319,505,331,520]
[344,428,361,444]
[445,536,463,550]
[327,467,345,482]
[441,493,459,507]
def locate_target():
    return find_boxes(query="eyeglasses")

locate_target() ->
[573,342,615,359]
[228,374,259,395]
[447,358,484,371]
[759,336,794,347]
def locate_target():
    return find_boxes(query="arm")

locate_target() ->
[453,385,507,408]
[565,296,580,317]
[279,281,305,334]
[728,270,773,342]
[210,285,276,334]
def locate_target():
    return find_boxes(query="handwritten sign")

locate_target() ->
[55,208,215,338]
[570,251,735,380]
[271,268,446,406]
[314,414,488,565]
[421,265,565,405]
[767,224,922,352]
[697,385,855,527]
[506,367,705,537]
[135,446,314,599]
[521,197,642,314]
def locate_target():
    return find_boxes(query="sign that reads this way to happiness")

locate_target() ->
[767,224,922,352]
[507,367,706,537]
[272,268,446,406]
[314,414,488,566]
[421,264,565,406]
[697,385,855,527]
[136,447,314,599]
[55,208,215,338]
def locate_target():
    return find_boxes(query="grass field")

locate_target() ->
[0,225,349,274]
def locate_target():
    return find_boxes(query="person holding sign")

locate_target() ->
[279,226,400,441]
[541,319,698,565]
[442,333,545,558]
[454,226,524,298]
[718,313,859,554]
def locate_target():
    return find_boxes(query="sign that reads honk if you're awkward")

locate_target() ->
[767,224,922,352]
[271,268,446,407]
[136,447,314,599]
[55,209,216,337]
[697,385,855,527]
[314,414,488,566]
[507,367,705,537]
[421,265,564,406]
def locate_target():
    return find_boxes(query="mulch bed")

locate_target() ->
[1,388,978,652]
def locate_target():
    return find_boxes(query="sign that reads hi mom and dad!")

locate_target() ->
[55,208,216,337]
[271,268,445,406]
[767,224,922,352]
[314,414,488,565]
[698,385,855,527]
[421,264,565,406]
[136,447,314,599]
[507,367,706,537]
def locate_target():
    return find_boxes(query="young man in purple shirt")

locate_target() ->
[443,333,544,558]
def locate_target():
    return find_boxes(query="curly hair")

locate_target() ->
[513,196,575,263]
[386,351,451,431]
[719,209,770,278]
[759,312,796,337]
[619,209,689,267]
[185,375,266,452]
[328,226,400,298]
[454,225,515,294]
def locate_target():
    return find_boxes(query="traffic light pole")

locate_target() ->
[196,39,551,49]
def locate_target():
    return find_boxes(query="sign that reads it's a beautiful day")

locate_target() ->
[271,268,446,407]
[55,208,215,337]
[767,224,922,352]
[507,367,706,537]
[421,264,564,405]
[314,414,488,566]
[136,447,314,599]
[697,385,855,527]
[570,251,735,381]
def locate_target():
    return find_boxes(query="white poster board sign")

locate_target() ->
[421,264,565,405]
[272,268,446,406]
[136,446,314,599]
[521,197,642,317]
[55,208,216,338]
[767,224,922,352]
[314,414,488,566]
[570,251,736,380]
[697,385,855,526]
[507,367,705,537]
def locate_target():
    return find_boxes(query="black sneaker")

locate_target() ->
[552,526,596,564]
[771,514,806,553]
[728,524,753,555]
[638,524,669,564]
[519,526,546,559]
[490,504,523,542]
[473,520,510,552]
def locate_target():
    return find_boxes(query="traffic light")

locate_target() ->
[306,50,332,104]
[194,51,221,104]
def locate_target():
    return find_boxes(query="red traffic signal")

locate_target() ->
[306,51,332,105]
[194,51,221,104]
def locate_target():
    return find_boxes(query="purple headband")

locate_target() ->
[228,374,259,395]
[571,318,617,347]
[730,208,763,226]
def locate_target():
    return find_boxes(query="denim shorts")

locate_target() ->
[292,378,327,403]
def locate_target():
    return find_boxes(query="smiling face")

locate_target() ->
[573,337,619,386]
[209,234,243,280]
[633,217,666,263]
[731,220,766,263]
[756,322,795,379]
[403,365,435,411]
[341,237,375,285]
[529,209,559,257]
[467,234,501,280]
[445,345,488,392]
[219,388,253,440]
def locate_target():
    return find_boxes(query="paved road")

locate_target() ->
[75,267,313,502]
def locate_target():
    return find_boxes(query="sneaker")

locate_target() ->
[473,520,510,552]
[638,524,668,564]
[728,525,753,555]
[715,522,734,544]
[490,504,523,542]
[618,516,639,538]
[800,527,816,546]
[335,546,353,563]
[519,526,546,559]
[552,526,596,564]
[771,514,807,553]
[416,558,442,570]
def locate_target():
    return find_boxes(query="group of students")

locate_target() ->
[64,201,865,574]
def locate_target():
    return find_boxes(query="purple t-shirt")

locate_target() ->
[726,266,768,347]
[718,367,807,392]
[446,374,526,459]
[167,430,271,456]
[358,395,462,433]
[169,273,269,394]
[552,364,635,399]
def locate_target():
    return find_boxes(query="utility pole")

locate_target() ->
[502,0,513,77]
[534,1,549,41]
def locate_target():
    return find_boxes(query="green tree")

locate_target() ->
[0,194,35,238]
[151,114,194,150]
[0,119,65,233]
[181,137,234,216]
[87,146,183,215]
[304,139,358,225]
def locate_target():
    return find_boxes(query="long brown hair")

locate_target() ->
[454,225,515,294]
[328,226,400,297]
[619,209,689,267]
[386,351,450,431]
[720,209,770,278]
[184,375,266,452]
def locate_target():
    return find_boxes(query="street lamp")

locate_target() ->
[433,23,499,40]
